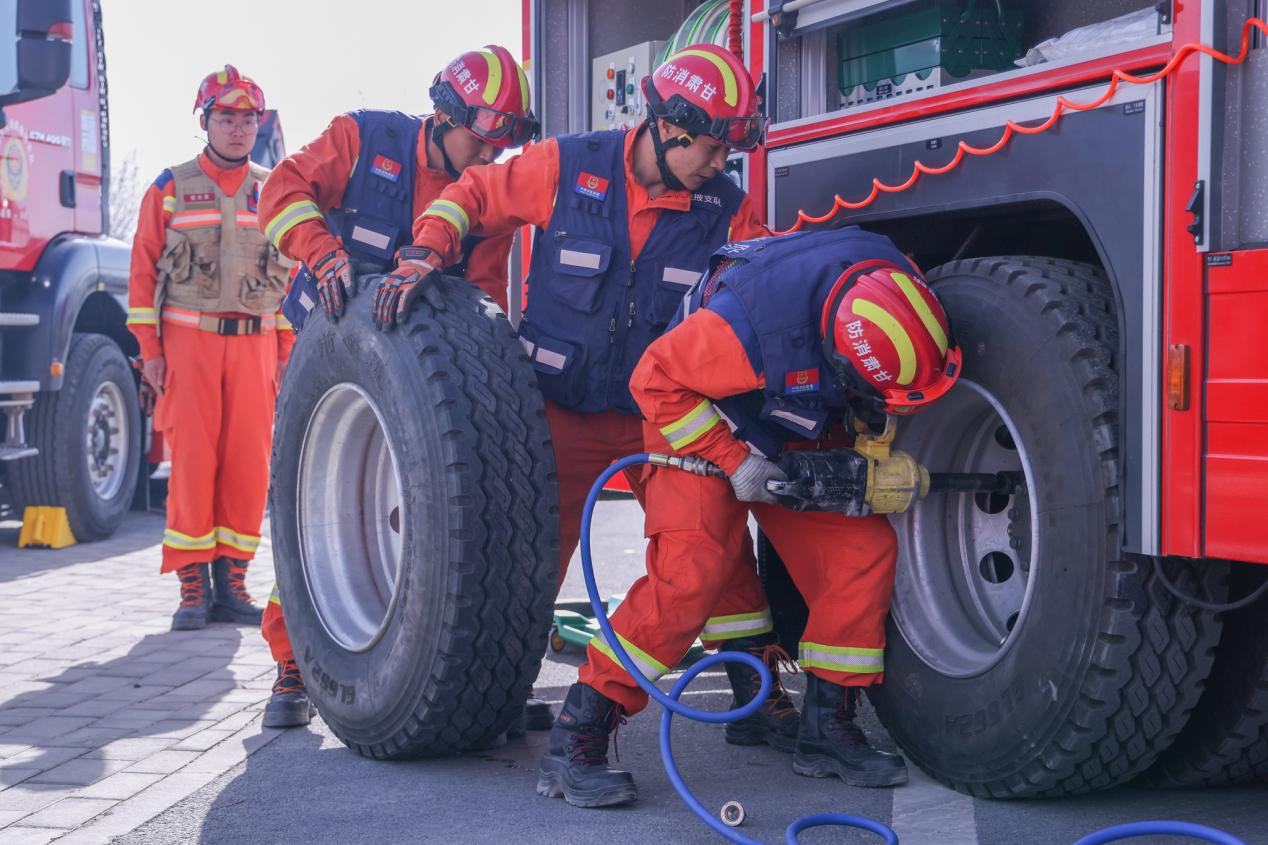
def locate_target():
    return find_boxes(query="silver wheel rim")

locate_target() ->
[297,383,404,652]
[889,379,1038,678]
[86,381,128,500]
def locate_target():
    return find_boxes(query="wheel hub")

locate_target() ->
[889,380,1038,677]
[85,382,127,499]
[297,383,405,652]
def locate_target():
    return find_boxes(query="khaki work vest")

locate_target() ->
[156,158,292,316]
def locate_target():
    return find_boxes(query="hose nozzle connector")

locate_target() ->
[648,453,727,478]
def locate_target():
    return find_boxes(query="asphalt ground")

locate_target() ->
[109,498,1267,845]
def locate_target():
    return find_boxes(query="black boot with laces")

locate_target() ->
[535,683,637,808]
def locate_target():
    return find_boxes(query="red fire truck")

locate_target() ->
[523,0,1268,797]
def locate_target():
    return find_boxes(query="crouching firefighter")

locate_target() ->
[255,45,537,729]
[537,226,963,807]
[126,66,292,638]
[377,45,805,745]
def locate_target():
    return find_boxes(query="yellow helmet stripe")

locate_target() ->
[891,272,948,355]
[478,50,503,106]
[851,299,916,386]
[669,48,737,107]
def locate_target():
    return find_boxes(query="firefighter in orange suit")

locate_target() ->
[255,45,536,730]
[126,66,292,634]
[374,45,799,743]
[536,227,963,807]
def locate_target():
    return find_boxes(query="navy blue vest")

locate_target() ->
[675,226,917,458]
[517,129,744,415]
[281,111,482,331]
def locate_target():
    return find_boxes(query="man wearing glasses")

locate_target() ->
[255,45,538,730]
[126,66,292,639]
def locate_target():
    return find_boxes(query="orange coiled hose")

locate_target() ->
[773,17,1268,235]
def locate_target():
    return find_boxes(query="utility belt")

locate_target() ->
[161,306,276,336]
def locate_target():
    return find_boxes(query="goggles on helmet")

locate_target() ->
[430,81,541,147]
[644,85,768,152]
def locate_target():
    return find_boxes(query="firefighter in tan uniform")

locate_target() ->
[126,66,294,630]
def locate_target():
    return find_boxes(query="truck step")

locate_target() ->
[0,381,40,395]
[0,312,39,328]
[0,445,38,461]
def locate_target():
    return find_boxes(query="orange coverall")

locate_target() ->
[411,127,770,586]
[257,114,515,663]
[580,306,898,716]
[126,151,293,575]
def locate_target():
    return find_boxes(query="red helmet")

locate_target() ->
[194,65,265,114]
[820,261,961,415]
[429,45,539,148]
[644,44,766,151]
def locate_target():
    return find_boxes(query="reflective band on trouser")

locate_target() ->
[700,608,774,642]
[127,307,158,326]
[216,526,261,554]
[163,528,216,551]
[264,200,324,248]
[659,399,721,450]
[276,312,293,331]
[798,642,885,675]
[422,199,470,239]
[591,629,671,681]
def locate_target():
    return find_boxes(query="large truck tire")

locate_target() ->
[865,257,1226,797]
[8,332,141,541]
[1144,565,1268,787]
[270,274,560,759]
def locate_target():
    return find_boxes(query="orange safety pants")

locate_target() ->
[579,428,898,716]
[157,321,279,574]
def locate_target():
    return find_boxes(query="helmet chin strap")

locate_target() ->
[431,119,462,180]
[647,117,691,192]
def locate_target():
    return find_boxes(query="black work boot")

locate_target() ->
[263,659,315,729]
[210,558,265,625]
[721,633,801,753]
[536,683,638,808]
[171,564,211,631]
[793,673,907,788]
[507,687,555,740]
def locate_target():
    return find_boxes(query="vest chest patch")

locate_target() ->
[371,154,402,183]
[575,171,609,201]
[692,192,722,209]
[184,192,216,204]
[784,367,820,395]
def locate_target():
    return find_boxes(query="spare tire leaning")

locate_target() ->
[269,274,560,758]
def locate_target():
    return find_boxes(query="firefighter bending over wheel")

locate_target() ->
[377,45,809,748]
[255,45,538,729]
[126,66,292,637]
[536,226,963,808]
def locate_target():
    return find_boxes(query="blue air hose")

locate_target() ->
[578,453,1246,845]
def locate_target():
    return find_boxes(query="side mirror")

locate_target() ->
[0,0,74,111]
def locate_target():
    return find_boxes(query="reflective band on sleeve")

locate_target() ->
[662,267,702,286]
[276,313,293,330]
[798,642,885,674]
[162,196,176,214]
[269,582,282,605]
[163,528,217,551]
[560,249,602,270]
[701,609,774,641]
[590,629,671,681]
[422,199,470,239]
[659,399,721,450]
[126,307,158,326]
[215,526,261,553]
[350,224,392,252]
[264,200,324,248]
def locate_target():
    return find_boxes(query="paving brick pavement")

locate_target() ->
[0,511,284,843]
